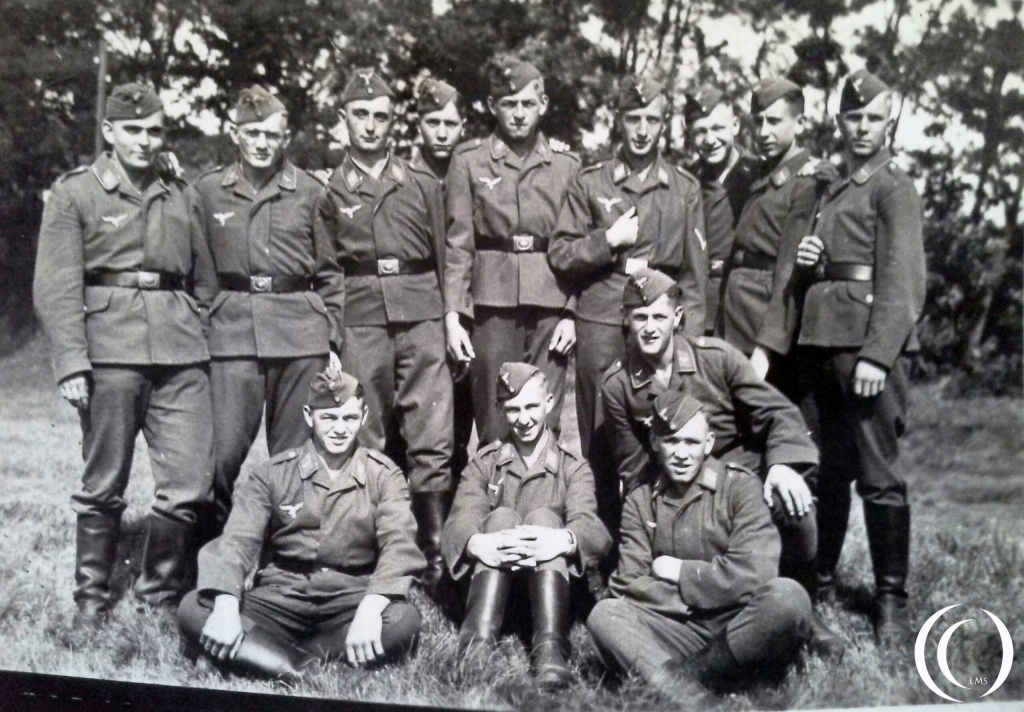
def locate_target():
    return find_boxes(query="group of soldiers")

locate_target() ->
[33,52,926,699]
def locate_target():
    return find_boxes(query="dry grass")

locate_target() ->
[1,336,1022,710]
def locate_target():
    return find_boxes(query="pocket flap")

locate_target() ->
[83,288,114,314]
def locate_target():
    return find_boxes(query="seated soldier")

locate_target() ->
[441,362,612,687]
[177,366,424,680]
[587,390,811,697]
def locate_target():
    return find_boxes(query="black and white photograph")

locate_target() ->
[0,0,1022,710]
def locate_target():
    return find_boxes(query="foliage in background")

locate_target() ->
[1,0,1021,393]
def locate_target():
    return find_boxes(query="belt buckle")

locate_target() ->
[624,257,649,275]
[137,271,160,289]
[251,275,272,293]
[512,234,534,252]
[377,258,399,276]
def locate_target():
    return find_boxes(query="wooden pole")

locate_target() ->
[94,38,107,159]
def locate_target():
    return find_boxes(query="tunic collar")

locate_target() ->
[495,428,560,479]
[611,148,670,190]
[627,335,697,390]
[652,458,720,502]
[92,152,167,199]
[299,441,367,492]
[220,159,298,192]
[751,148,810,192]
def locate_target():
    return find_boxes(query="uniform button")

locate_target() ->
[697,337,707,346]
[865,294,874,304]
[288,450,295,457]
[319,567,330,573]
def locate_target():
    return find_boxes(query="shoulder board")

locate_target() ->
[580,161,605,175]
[675,164,699,183]
[555,439,578,459]
[601,359,624,383]
[454,138,483,156]
[553,147,581,162]
[365,448,398,469]
[269,449,299,465]
[195,165,226,183]
[475,439,505,458]
[301,167,331,187]
[692,335,728,350]
[55,165,89,185]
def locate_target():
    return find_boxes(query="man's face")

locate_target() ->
[101,111,165,172]
[626,293,684,360]
[419,101,464,162]
[488,81,547,143]
[304,397,367,457]
[231,112,290,170]
[342,96,394,154]
[837,92,893,159]
[689,103,739,167]
[754,98,802,160]
[652,412,715,487]
[619,95,666,161]
[501,376,553,446]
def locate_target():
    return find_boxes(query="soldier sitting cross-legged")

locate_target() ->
[177,366,424,681]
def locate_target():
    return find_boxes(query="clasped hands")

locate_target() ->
[466,525,574,570]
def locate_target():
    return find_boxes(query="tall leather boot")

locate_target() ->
[864,502,911,647]
[226,626,318,681]
[528,569,572,688]
[457,568,511,658]
[135,512,193,609]
[73,511,122,626]
[814,484,852,604]
[785,561,845,660]
[410,491,451,596]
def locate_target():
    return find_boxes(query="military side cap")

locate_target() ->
[235,85,286,124]
[839,69,890,113]
[616,74,665,111]
[341,68,395,104]
[307,364,362,408]
[488,58,542,99]
[650,390,705,436]
[496,362,543,402]
[416,77,459,114]
[622,267,677,310]
[105,83,162,121]
[683,86,724,122]
[751,77,803,115]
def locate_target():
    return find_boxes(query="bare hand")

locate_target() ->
[466,531,526,569]
[853,359,888,398]
[345,594,388,666]
[651,555,683,583]
[764,464,813,518]
[328,351,342,372]
[200,594,245,661]
[445,312,475,364]
[796,235,824,268]
[510,525,574,563]
[749,347,770,381]
[605,206,638,250]
[549,318,576,355]
[59,373,90,410]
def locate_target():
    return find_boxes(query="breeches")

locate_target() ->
[574,319,626,459]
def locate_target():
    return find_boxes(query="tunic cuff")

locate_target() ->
[764,444,820,471]
[366,575,413,600]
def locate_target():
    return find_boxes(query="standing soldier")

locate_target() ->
[444,57,579,445]
[550,74,706,468]
[759,70,926,646]
[34,84,216,624]
[318,69,454,589]
[683,87,762,335]
[193,86,343,536]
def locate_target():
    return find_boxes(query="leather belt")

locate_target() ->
[476,235,549,253]
[341,257,435,277]
[218,274,314,293]
[731,248,775,271]
[709,259,726,278]
[821,263,873,282]
[85,270,186,291]
[271,556,375,576]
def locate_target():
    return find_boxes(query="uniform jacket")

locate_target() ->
[34,153,215,383]
[444,132,579,316]
[549,149,707,337]
[759,148,925,368]
[693,151,762,333]
[193,160,343,358]
[197,441,425,601]
[440,428,611,580]
[600,335,818,492]
[318,152,447,331]
[609,458,781,617]
[720,150,818,354]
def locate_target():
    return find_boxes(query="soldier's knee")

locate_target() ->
[381,601,422,657]
[759,578,812,629]
[482,507,521,533]
[523,507,562,528]
[177,590,208,640]
[586,598,631,644]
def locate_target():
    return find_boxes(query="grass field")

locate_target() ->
[1,335,1022,710]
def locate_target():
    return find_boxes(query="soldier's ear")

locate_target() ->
[486,96,497,116]
[673,304,685,328]
[360,402,369,426]
[703,431,715,456]
[538,91,549,117]
[228,123,240,147]
[100,120,115,146]
[303,405,314,428]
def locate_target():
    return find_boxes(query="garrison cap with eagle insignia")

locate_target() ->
[496,361,543,403]
[750,77,803,115]
[616,74,665,112]
[340,68,395,104]
[650,390,705,437]
[682,86,725,123]
[105,83,163,121]
[234,85,287,124]
[839,69,891,113]
[416,77,459,114]
[622,267,677,310]
[488,57,542,99]
[307,364,363,408]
